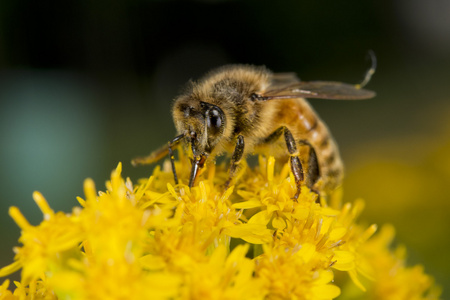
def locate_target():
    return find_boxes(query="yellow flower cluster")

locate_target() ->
[0,156,441,299]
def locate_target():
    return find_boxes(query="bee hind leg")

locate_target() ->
[224,135,245,189]
[298,140,321,203]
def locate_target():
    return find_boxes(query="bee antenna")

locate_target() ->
[355,50,377,89]
[203,112,209,147]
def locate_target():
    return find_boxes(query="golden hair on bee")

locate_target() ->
[133,57,376,200]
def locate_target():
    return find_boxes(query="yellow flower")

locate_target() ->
[340,224,442,300]
[0,192,83,284]
[256,244,340,300]
[0,156,442,300]
[178,244,263,300]
[0,280,14,299]
[0,276,57,300]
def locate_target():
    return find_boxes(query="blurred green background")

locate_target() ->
[1,0,449,297]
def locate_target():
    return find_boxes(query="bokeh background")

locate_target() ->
[1,0,449,297]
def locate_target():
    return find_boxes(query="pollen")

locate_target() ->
[0,156,441,299]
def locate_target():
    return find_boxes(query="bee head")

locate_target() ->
[173,98,226,156]
[173,97,227,186]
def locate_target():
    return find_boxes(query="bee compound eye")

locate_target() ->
[250,93,259,101]
[190,131,197,139]
[206,109,222,134]
[184,106,190,117]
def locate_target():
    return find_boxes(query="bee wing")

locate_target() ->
[261,81,375,100]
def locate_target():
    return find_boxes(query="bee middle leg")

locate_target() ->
[260,126,304,201]
[224,135,245,189]
[284,129,304,201]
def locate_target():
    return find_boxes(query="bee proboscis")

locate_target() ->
[133,55,376,199]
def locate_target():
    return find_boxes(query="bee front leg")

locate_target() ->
[168,141,178,184]
[224,135,245,189]
[132,134,184,185]
[167,134,185,185]
[284,128,304,201]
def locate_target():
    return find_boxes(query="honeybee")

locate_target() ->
[133,56,375,199]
